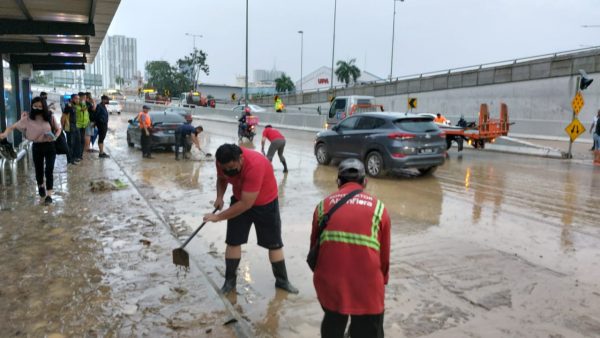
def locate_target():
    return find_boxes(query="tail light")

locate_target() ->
[439,131,446,138]
[392,153,407,158]
[388,132,416,140]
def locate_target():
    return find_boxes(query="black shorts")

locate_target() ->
[226,197,283,249]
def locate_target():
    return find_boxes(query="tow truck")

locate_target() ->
[441,103,510,151]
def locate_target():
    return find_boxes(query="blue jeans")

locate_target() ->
[594,133,600,150]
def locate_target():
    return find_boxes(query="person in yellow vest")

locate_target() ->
[138,105,153,158]
[274,95,284,113]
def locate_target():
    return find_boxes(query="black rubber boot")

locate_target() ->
[271,260,299,294]
[282,160,288,173]
[221,258,240,294]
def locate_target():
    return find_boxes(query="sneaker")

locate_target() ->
[38,186,46,197]
[99,153,110,158]
[44,196,53,205]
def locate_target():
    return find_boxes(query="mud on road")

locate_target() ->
[2,111,600,337]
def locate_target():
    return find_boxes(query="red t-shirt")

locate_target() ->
[262,127,285,142]
[217,147,278,206]
[310,182,391,315]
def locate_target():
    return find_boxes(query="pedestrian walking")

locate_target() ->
[309,158,391,338]
[59,95,75,165]
[261,125,288,172]
[590,110,599,151]
[174,114,202,160]
[0,97,62,204]
[65,94,82,163]
[95,95,110,158]
[138,105,153,158]
[203,143,299,294]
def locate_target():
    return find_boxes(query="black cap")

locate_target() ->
[142,105,151,110]
[338,158,366,180]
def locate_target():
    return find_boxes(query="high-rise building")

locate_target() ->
[86,35,138,89]
[253,68,283,85]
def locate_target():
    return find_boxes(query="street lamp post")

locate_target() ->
[390,0,404,81]
[330,0,337,91]
[185,32,203,50]
[245,0,249,107]
[298,30,304,93]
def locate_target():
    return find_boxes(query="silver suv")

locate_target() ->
[314,112,446,177]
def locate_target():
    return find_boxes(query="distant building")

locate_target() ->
[295,66,382,92]
[86,35,138,89]
[253,68,283,85]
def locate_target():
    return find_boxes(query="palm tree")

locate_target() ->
[335,59,361,87]
[275,73,296,93]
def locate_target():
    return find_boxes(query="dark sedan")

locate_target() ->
[127,111,186,150]
[314,112,446,177]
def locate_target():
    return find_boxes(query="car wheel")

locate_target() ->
[127,134,134,147]
[418,166,438,176]
[365,151,385,177]
[315,143,331,165]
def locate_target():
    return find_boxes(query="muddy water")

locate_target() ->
[84,113,600,337]
[0,132,237,336]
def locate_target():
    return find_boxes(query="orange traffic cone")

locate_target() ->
[594,150,600,166]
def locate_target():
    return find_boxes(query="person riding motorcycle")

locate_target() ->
[238,106,256,140]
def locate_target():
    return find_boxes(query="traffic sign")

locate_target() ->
[571,91,584,115]
[408,97,417,109]
[565,118,586,142]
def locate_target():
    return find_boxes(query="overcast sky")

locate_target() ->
[106,0,600,86]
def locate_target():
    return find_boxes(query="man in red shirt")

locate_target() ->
[310,158,391,338]
[203,143,298,294]
[261,125,288,173]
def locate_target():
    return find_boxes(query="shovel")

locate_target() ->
[199,148,212,157]
[172,207,218,268]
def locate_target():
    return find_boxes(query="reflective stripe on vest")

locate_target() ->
[317,199,384,251]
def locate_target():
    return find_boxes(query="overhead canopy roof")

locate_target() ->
[0,0,121,71]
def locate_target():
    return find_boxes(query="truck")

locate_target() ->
[325,95,384,129]
[179,92,216,108]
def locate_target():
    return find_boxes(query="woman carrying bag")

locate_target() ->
[0,97,61,205]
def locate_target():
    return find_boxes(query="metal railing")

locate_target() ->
[0,141,32,185]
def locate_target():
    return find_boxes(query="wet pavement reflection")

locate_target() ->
[2,111,600,337]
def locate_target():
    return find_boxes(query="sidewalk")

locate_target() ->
[0,151,249,337]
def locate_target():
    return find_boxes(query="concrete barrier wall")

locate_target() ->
[251,49,600,141]
[123,102,327,132]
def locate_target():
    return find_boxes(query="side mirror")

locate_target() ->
[332,125,339,132]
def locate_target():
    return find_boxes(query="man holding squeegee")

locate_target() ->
[203,143,299,294]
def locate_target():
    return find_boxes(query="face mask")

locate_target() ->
[32,108,44,115]
[223,168,240,177]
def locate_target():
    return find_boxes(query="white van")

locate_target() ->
[326,95,384,129]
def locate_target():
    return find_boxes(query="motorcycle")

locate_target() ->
[238,122,256,142]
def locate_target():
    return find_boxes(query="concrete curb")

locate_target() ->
[483,144,566,159]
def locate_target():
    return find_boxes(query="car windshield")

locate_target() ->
[394,118,439,133]
[150,113,185,124]
[169,108,187,115]
[109,101,119,105]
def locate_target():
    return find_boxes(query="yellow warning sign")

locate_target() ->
[565,118,586,142]
[408,97,417,109]
[571,91,584,115]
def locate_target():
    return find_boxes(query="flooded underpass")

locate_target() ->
[2,111,600,337]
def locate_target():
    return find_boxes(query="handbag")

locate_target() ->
[49,117,68,155]
[307,189,362,271]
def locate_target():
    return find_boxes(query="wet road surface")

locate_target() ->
[2,111,600,337]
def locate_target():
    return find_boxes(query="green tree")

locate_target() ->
[335,58,361,87]
[177,49,210,90]
[275,73,295,93]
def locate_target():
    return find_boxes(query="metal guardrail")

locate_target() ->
[0,141,32,185]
